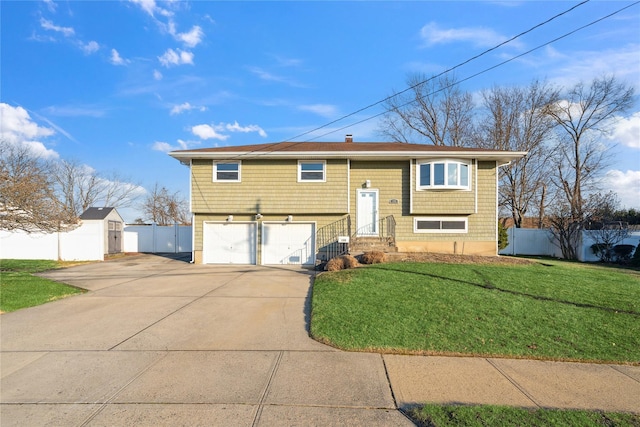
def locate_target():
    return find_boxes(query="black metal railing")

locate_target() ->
[352,215,396,243]
[316,215,352,263]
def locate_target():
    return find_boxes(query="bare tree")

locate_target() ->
[51,159,142,216]
[379,73,475,146]
[544,76,634,259]
[0,142,77,232]
[545,75,634,219]
[477,80,559,227]
[140,184,190,225]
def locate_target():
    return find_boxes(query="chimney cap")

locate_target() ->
[345,134,353,143]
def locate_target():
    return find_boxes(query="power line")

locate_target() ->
[281,0,591,143]
[305,0,640,143]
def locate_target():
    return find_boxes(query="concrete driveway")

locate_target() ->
[2,254,639,426]
[1,254,412,426]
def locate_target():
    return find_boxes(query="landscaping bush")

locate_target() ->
[613,244,635,264]
[632,243,640,267]
[325,254,359,271]
[360,251,387,264]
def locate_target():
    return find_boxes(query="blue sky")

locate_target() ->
[2,0,639,221]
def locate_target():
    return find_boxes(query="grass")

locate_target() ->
[310,259,640,363]
[407,403,640,427]
[0,259,86,313]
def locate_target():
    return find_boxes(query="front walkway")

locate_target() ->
[1,254,638,426]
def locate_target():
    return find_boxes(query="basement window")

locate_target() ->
[414,217,468,233]
[213,161,241,182]
[298,161,326,182]
[417,160,470,190]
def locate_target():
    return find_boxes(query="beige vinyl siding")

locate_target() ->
[396,160,497,245]
[191,159,348,214]
[411,159,476,214]
[348,161,409,229]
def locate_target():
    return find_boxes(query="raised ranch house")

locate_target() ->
[170,137,526,266]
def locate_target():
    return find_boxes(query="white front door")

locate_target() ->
[357,189,379,236]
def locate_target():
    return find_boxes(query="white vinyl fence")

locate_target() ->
[1,222,106,261]
[123,224,192,253]
[1,223,192,261]
[500,227,640,261]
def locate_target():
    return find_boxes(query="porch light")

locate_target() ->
[227,215,233,222]
[255,213,263,220]
[286,215,293,222]
[365,180,371,188]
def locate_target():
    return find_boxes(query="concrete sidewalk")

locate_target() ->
[1,254,639,426]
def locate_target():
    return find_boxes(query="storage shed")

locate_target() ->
[79,207,125,255]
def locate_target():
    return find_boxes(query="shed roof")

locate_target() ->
[79,207,120,221]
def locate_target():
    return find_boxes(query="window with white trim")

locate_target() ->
[417,160,470,190]
[213,161,241,182]
[298,160,326,182]
[414,217,468,233]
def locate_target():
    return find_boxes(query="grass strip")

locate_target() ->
[1,259,86,313]
[408,403,640,427]
[310,260,640,363]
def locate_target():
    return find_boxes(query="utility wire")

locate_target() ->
[305,0,640,143]
[281,0,591,143]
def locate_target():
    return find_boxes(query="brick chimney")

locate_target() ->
[345,134,353,143]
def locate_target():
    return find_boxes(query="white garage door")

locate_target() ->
[203,222,256,264]
[262,222,315,266]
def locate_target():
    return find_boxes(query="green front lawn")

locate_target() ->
[408,403,640,427]
[0,259,86,313]
[310,259,640,363]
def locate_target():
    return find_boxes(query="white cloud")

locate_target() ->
[110,49,129,65]
[158,48,194,67]
[191,124,229,141]
[80,40,100,54]
[42,0,57,13]
[128,0,160,17]
[43,105,105,118]
[170,102,206,115]
[175,25,204,48]
[0,103,59,159]
[152,139,199,153]
[225,121,267,138]
[153,69,163,80]
[191,121,267,141]
[419,21,522,49]
[608,112,640,150]
[546,44,640,89]
[40,18,75,37]
[603,169,640,209]
[298,104,338,119]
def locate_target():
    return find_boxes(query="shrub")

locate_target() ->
[632,243,640,267]
[325,254,359,271]
[360,251,387,264]
[613,244,635,264]
[498,222,508,251]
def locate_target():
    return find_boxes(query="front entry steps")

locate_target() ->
[349,237,397,254]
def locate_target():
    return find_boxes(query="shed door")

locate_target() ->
[203,222,256,264]
[108,221,122,254]
[262,222,315,266]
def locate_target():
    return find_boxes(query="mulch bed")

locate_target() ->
[386,252,536,265]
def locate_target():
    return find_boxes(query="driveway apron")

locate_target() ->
[1,254,411,426]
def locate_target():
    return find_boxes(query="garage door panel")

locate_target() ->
[263,223,315,266]
[203,222,256,264]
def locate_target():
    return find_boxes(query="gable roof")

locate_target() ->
[79,207,120,221]
[170,141,526,165]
